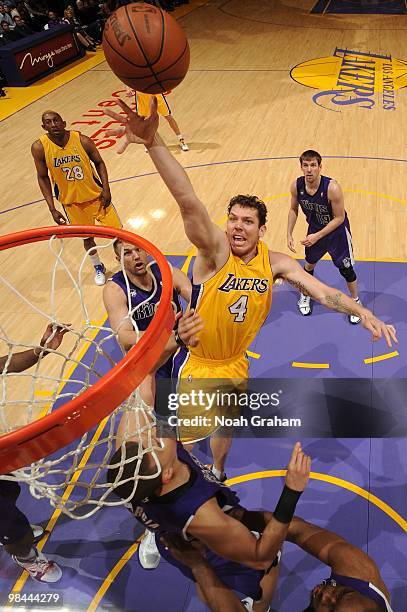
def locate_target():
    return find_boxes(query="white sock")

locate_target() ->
[177,134,184,141]
[353,297,360,303]
[211,466,223,480]
[89,253,102,268]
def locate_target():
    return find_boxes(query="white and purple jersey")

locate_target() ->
[327,574,393,612]
[109,262,181,378]
[129,443,265,599]
[129,443,240,536]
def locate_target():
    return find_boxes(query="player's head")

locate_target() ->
[300,150,322,182]
[226,195,267,256]
[113,240,149,276]
[107,427,178,503]
[41,111,66,137]
[305,582,382,611]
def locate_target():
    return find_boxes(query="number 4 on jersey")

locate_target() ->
[229,295,248,322]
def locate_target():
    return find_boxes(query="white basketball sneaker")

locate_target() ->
[94,264,106,286]
[297,293,312,316]
[348,298,362,325]
[138,530,160,570]
[12,548,62,583]
[178,138,189,152]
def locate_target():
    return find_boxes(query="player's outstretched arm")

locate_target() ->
[270,252,397,347]
[0,324,69,373]
[287,181,299,253]
[286,517,391,600]
[189,443,310,570]
[104,99,227,260]
[31,141,67,225]
[161,534,246,612]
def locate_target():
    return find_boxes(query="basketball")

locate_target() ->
[102,3,190,94]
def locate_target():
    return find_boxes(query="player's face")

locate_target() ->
[301,158,321,184]
[141,427,178,473]
[310,584,367,610]
[226,204,265,257]
[118,243,149,276]
[42,113,66,137]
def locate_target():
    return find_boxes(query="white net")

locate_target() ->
[0,232,165,519]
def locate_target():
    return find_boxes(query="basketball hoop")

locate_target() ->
[0,225,174,517]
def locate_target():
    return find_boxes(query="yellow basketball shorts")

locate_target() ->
[172,351,249,443]
[136,92,171,117]
[63,197,122,228]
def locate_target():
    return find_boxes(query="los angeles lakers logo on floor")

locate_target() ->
[290,47,407,112]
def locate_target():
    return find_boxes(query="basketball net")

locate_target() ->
[0,229,172,519]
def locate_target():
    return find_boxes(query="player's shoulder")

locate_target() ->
[327,177,342,194]
[31,138,44,154]
[268,249,296,277]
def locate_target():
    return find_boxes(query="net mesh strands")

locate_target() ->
[0,227,173,519]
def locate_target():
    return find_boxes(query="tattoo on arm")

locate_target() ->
[286,278,310,296]
[324,293,358,316]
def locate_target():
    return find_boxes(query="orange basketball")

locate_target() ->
[102,3,190,94]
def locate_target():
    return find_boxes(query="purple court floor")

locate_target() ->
[1,259,406,611]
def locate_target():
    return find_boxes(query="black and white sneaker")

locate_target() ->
[297,293,312,316]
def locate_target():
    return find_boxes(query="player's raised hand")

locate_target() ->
[104,97,159,152]
[285,442,311,492]
[176,308,203,347]
[360,313,397,348]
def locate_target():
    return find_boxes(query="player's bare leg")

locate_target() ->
[210,428,233,481]
[164,115,189,151]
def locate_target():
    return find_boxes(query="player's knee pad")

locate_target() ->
[338,265,356,283]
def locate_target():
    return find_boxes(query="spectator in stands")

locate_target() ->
[0,4,15,27]
[16,1,47,30]
[13,13,34,36]
[75,0,102,43]
[44,10,64,30]
[63,5,96,51]
[1,19,22,41]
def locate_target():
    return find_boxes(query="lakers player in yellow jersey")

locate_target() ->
[126,89,189,152]
[31,111,122,286]
[104,98,397,473]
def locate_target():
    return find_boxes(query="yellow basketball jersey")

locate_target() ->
[40,131,101,205]
[135,92,171,117]
[190,240,273,361]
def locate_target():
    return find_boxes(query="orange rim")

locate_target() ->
[0,226,174,472]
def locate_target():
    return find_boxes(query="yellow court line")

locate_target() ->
[87,539,141,612]
[247,350,261,359]
[364,351,399,365]
[292,361,330,369]
[89,468,406,610]
[34,389,53,397]
[226,470,407,532]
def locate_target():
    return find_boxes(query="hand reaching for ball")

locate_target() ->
[104,97,159,154]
